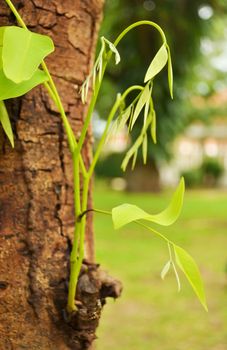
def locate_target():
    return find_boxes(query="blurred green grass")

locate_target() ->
[93,181,227,350]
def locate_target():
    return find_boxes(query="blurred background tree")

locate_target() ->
[95,0,227,191]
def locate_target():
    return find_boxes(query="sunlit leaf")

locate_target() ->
[121,134,142,171]
[0,69,48,100]
[131,149,137,170]
[143,96,150,127]
[172,260,181,292]
[142,133,148,164]
[151,109,156,144]
[0,47,2,70]
[0,27,5,70]
[0,100,14,147]
[167,45,173,99]
[112,178,185,229]
[0,26,6,46]
[174,244,208,311]
[2,26,54,83]
[161,260,171,280]
[130,83,150,129]
[144,44,168,83]
[118,105,132,130]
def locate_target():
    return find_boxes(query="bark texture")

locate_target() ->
[0,1,122,349]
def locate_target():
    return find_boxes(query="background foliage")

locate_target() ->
[97,0,227,165]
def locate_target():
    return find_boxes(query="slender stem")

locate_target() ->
[41,62,77,153]
[73,152,81,216]
[76,62,107,156]
[67,222,82,312]
[93,208,112,216]
[114,20,167,47]
[136,221,171,244]
[67,177,90,312]
[5,0,27,28]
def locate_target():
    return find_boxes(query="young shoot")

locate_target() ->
[1,0,207,314]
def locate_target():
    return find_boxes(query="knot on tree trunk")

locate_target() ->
[54,260,122,350]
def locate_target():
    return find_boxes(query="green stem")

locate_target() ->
[41,62,77,153]
[5,0,27,28]
[114,20,167,47]
[135,221,171,244]
[93,208,112,216]
[67,177,90,312]
[76,63,106,156]
[67,221,82,312]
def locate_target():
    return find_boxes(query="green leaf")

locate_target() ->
[0,27,6,70]
[118,105,132,130]
[172,261,181,292]
[131,149,137,170]
[167,45,173,99]
[0,47,2,70]
[3,26,54,83]
[174,245,208,311]
[161,260,171,280]
[0,26,5,45]
[130,83,150,129]
[103,37,120,64]
[0,68,48,100]
[112,178,185,229]
[144,44,168,83]
[151,110,156,144]
[0,101,14,147]
[142,133,147,164]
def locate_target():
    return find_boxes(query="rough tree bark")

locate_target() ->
[0,1,121,349]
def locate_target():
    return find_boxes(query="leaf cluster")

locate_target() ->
[112,178,207,311]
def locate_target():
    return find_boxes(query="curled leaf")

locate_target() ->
[103,37,121,64]
[112,178,185,229]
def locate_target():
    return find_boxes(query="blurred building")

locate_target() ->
[160,90,227,187]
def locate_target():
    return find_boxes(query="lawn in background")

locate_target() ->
[94,181,227,350]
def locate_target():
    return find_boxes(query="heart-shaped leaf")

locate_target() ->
[174,244,208,311]
[112,178,185,229]
[0,100,14,147]
[2,26,54,83]
[0,69,48,100]
[144,44,168,83]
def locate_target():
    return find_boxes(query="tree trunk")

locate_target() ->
[0,1,121,349]
[126,162,161,192]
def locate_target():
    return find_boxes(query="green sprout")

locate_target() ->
[0,0,207,314]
